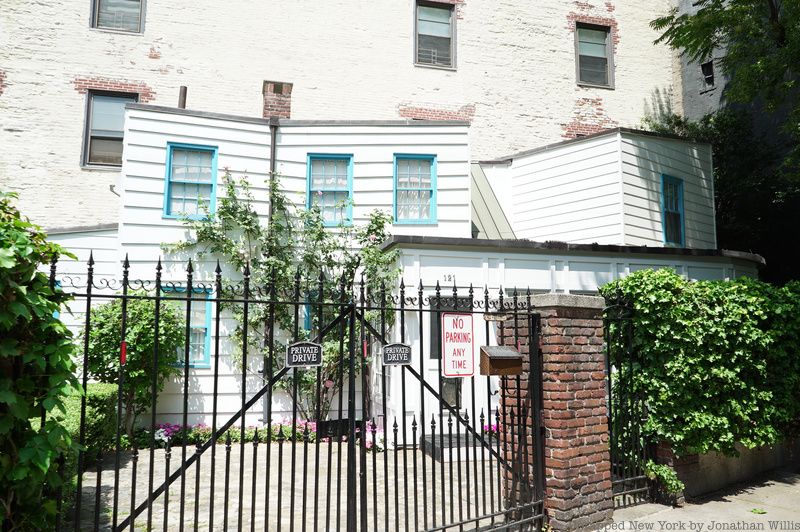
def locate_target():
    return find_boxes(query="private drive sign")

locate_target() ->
[441,312,475,377]
[286,341,323,368]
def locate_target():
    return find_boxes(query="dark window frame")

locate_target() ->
[661,174,685,247]
[82,90,138,169]
[414,0,456,70]
[575,22,615,89]
[701,60,715,90]
[91,0,146,33]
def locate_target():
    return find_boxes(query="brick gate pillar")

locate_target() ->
[498,294,613,532]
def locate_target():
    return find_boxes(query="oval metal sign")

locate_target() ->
[286,341,323,368]
[382,343,412,365]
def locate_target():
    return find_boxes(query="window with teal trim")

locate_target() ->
[162,286,212,368]
[662,175,684,246]
[394,155,436,223]
[164,144,217,219]
[307,155,353,226]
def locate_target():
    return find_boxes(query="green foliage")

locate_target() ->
[645,460,685,495]
[85,293,185,436]
[651,1,799,116]
[166,171,400,420]
[601,269,800,458]
[58,383,119,454]
[0,191,79,530]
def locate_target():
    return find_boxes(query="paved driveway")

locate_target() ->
[605,469,800,531]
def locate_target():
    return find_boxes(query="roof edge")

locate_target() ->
[46,223,118,235]
[126,104,470,127]
[480,127,710,164]
[380,235,766,266]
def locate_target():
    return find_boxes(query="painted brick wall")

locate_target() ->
[0,0,675,228]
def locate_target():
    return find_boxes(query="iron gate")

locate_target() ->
[52,257,546,531]
[603,294,652,508]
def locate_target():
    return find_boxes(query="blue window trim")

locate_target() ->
[661,174,685,247]
[162,142,219,220]
[393,153,438,225]
[161,285,213,369]
[306,153,354,227]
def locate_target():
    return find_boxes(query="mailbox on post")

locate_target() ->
[479,345,523,376]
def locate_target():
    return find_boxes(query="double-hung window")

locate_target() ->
[701,61,715,90]
[163,286,212,368]
[661,175,684,246]
[394,154,437,224]
[93,0,144,32]
[163,143,218,219]
[84,92,137,167]
[307,154,353,227]
[415,1,455,68]
[575,24,613,88]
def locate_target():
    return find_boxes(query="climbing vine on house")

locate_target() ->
[601,269,800,461]
[167,171,400,420]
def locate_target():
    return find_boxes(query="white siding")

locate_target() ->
[119,107,471,280]
[115,106,470,425]
[620,132,716,248]
[502,134,624,245]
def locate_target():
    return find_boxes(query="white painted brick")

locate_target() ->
[0,0,676,228]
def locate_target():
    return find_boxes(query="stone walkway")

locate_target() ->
[70,442,519,531]
[606,469,800,531]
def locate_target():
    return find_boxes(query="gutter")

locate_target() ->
[268,117,278,224]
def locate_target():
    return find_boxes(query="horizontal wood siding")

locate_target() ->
[506,134,624,245]
[620,133,716,248]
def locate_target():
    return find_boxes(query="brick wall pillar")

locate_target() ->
[498,294,613,532]
[262,80,293,118]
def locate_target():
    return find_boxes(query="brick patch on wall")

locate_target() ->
[561,96,618,139]
[262,80,293,119]
[398,103,475,122]
[148,46,162,59]
[0,70,6,97]
[72,76,156,102]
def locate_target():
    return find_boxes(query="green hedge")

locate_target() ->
[61,382,118,453]
[601,269,800,457]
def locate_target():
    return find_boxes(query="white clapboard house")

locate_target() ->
[49,103,762,430]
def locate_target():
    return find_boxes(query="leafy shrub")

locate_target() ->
[0,192,79,530]
[601,269,800,458]
[60,383,118,455]
[85,293,184,436]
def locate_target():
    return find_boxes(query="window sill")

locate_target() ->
[393,220,438,226]
[699,87,716,95]
[162,214,212,221]
[89,27,143,36]
[577,82,615,90]
[414,62,457,72]
[81,164,122,172]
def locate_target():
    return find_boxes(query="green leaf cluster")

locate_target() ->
[601,269,800,458]
[85,293,185,436]
[0,191,79,530]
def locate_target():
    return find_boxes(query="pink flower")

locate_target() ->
[324,379,334,389]
[369,234,377,242]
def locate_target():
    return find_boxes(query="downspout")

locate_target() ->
[268,117,279,224]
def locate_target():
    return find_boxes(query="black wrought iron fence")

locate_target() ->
[603,295,653,508]
[48,255,546,531]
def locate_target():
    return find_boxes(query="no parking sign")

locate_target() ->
[441,312,474,377]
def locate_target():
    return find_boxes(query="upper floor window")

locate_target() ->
[701,61,715,90]
[576,24,613,88]
[93,0,144,32]
[307,154,353,227]
[661,175,684,246]
[163,143,218,219]
[83,91,137,167]
[394,154,437,224]
[163,286,212,368]
[415,2,455,68]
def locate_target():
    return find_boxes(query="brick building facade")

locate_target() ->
[1,0,679,228]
